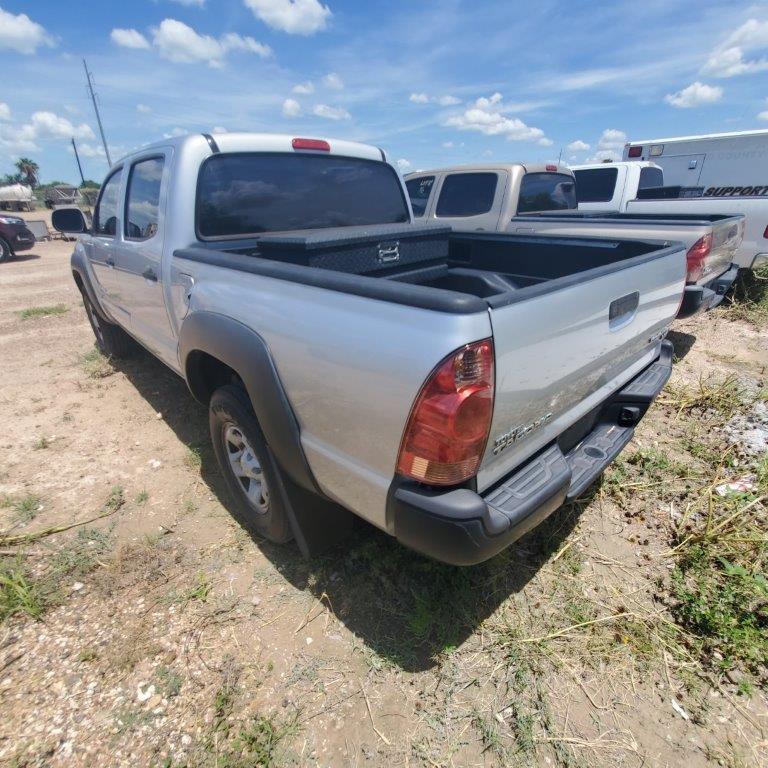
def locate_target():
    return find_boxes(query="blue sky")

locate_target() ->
[1,0,768,183]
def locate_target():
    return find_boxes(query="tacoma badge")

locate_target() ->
[493,412,553,455]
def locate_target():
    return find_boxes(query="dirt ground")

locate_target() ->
[0,233,766,768]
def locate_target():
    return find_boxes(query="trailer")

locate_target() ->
[623,129,768,197]
[0,183,35,211]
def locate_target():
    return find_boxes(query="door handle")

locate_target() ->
[142,267,158,282]
[105,258,115,268]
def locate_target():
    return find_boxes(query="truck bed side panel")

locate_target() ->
[174,260,492,530]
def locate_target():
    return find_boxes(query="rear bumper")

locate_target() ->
[677,262,739,318]
[390,340,673,566]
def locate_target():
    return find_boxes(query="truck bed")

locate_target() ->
[176,228,686,496]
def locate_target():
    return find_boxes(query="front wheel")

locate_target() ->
[0,237,11,263]
[209,385,293,544]
[81,291,136,358]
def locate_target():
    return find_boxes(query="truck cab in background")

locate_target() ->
[571,162,663,211]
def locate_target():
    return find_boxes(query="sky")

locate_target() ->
[1,0,768,184]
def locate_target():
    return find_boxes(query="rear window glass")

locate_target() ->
[518,173,577,213]
[405,176,434,217]
[436,173,497,217]
[573,168,618,203]
[639,167,664,190]
[197,153,409,238]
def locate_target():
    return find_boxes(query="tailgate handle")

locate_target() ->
[609,291,639,329]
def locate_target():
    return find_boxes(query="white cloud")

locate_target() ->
[292,81,314,95]
[26,111,95,141]
[152,19,271,67]
[702,19,768,78]
[665,81,723,108]
[243,0,331,35]
[436,95,460,106]
[409,93,429,104]
[211,126,227,133]
[170,0,206,6]
[582,129,628,163]
[322,72,343,90]
[538,138,553,147]
[111,28,150,50]
[442,141,454,148]
[282,98,301,117]
[0,103,10,121]
[396,158,411,172]
[77,142,106,158]
[567,139,590,152]
[444,92,547,143]
[163,127,187,138]
[410,93,462,106]
[137,104,152,113]
[312,104,350,120]
[759,102,768,122]
[0,7,54,54]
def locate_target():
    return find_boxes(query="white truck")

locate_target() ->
[572,161,768,271]
[51,133,686,566]
[405,163,743,317]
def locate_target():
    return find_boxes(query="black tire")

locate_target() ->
[80,291,136,358]
[0,237,11,263]
[209,384,293,544]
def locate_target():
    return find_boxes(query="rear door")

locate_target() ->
[477,243,686,492]
[405,175,437,219]
[432,170,506,231]
[117,150,176,365]
[573,166,622,211]
[655,154,705,186]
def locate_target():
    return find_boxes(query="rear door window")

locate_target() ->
[638,166,664,190]
[435,172,497,217]
[405,176,435,218]
[125,156,164,240]
[573,168,618,203]
[197,153,409,238]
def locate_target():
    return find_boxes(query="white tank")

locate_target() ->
[0,184,33,202]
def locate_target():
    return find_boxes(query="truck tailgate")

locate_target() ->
[477,245,685,492]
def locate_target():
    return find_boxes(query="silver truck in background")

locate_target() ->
[52,134,686,566]
[572,161,767,271]
[405,163,744,317]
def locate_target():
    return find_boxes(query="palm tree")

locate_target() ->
[14,158,39,188]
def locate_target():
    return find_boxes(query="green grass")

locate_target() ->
[0,558,43,622]
[725,265,768,326]
[178,571,212,604]
[32,437,50,450]
[17,304,67,321]
[9,494,42,524]
[155,665,183,698]
[81,346,114,379]
[184,445,204,471]
[136,490,149,505]
[661,374,747,422]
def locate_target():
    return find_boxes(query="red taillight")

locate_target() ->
[763,224,768,239]
[546,164,557,171]
[397,339,494,486]
[686,233,712,282]
[292,138,330,151]
[627,146,642,158]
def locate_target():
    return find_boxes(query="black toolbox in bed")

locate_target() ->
[254,223,451,275]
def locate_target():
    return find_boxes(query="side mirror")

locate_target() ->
[52,207,89,234]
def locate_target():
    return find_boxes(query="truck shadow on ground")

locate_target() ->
[666,329,696,360]
[116,348,589,673]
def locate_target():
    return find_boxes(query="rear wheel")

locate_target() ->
[81,291,135,358]
[0,237,11,263]
[209,385,293,544]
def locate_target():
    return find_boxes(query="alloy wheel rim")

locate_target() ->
[223,423,269,515]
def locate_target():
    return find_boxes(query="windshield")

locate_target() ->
[197,153,410,238]
[517,173,577,213]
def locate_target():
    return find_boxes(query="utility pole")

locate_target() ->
[83,58,112,167]
[71,138,85,186]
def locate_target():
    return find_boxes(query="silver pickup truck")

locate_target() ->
[53,133,685,566]
[405,164,744,318]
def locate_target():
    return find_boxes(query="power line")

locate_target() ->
[83,58,112,167]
